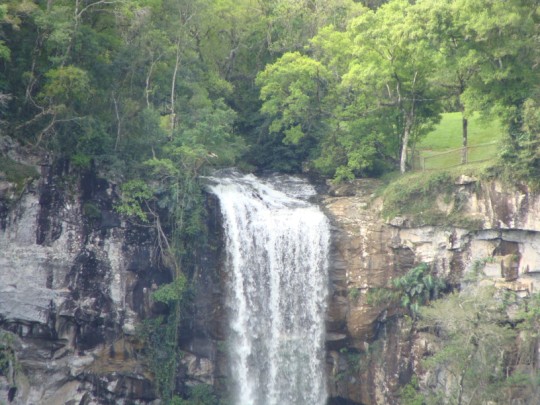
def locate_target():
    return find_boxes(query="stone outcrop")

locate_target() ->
[322,177,540,405]
[3,135,540,405]
[0,158,167,404]
[0,137,226,404]
[0,132,228,404]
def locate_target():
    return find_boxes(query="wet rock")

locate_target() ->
[455,174,477,185]
[0,160,164,404]
[322,179,540,404]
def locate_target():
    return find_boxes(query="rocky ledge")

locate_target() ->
[322,176,540,405]
[3,140,540,405]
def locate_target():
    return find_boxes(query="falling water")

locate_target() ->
[207,171,330,405]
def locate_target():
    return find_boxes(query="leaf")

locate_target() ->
[152,275,188,305]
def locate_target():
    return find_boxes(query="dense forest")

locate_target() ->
[0,0,538,182]
[0,1,539,404]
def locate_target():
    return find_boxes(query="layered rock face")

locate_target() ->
[3,141,540,405]
[0,154,174,404]
[322,177,540,405]
[0,138,225,404]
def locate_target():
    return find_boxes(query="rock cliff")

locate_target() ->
[322,176,540,405]
[0,155,169,404]
[3,138,540,405]
[0,135,229,404]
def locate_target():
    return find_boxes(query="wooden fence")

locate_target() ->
[411,141,499,171]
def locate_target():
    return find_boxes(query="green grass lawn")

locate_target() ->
[415,112,504,170]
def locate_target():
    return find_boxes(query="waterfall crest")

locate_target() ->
[208,172,330,405]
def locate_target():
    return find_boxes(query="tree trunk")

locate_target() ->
[461,114,468,164]
[400,115,413,173]
[113,94,122,151]
[399,71,417,174]
[169,38,182,135]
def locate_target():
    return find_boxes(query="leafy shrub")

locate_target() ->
[381,171,453,222]
[348,287,360,302]
[82,201,101,220]
[367,263,446,318]
[0,156,39,191]
[171,385,219,405]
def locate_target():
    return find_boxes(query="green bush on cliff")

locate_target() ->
[171,385,219,405]
[379,169,485,228]
[0,156,39,192]
[380,171,454,222]
[397,288,540,404]
[399,376,425,405]
[153,275,189,305]
[138,276,191,404]
[367,263,446,318]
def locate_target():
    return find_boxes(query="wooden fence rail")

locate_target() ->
[412,141,499,171]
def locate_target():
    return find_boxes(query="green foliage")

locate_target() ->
[0,332,19,389]
[379,168,487,228]
[252,0,539,178]
[171,385,219,405]
[340,347,364,374]
[499,95,540,189]
[0,156,39,192]
[39,66,90,105]
[367,263,445,318]
[82,201,101,221]
[70,153,92,170]
[116,180,154,222]
[256,0,445,178]
[153,275,188,305]
[257,51,331,144]
[399,376,425,405]
[399,275,540,404]
[174,98,245,167]
[138,276,190,403]
[348,287,360,302]
[366,286,400,307]
[420,285,519,404]
[392,263,446,316]
[0,0,536,183]
[138,314,182,403]
[380,171,453,222]
[334,342,384,383]
[0,1,539,401]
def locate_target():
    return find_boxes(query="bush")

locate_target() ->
[0,156,39,191]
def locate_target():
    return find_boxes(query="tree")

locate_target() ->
[346,0,442,173]
[441,0,539,181]
[257,51,331,146]
[413,0,476,163]
[255,1,445,178]
[311,23,394,180]
[420,286,517,405]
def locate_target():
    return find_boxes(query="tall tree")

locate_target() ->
[414,0,477,163]
[453,0,539,179]
[346,0,441,173]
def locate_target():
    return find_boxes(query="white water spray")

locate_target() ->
[208,171,330,405]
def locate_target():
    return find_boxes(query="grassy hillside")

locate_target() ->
[415,112,504,170]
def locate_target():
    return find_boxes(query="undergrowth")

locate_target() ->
[378,165,491,228]
[0,156,39,192]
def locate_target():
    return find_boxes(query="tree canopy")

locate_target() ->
[1,1,539,403]
[0,0,537,180]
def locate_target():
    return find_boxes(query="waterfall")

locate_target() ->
[207,171,330,405]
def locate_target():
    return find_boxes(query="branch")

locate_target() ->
[76,0,123,18]
[112,93,122,151]
[15,108,55,131]
[34,115,86,146]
